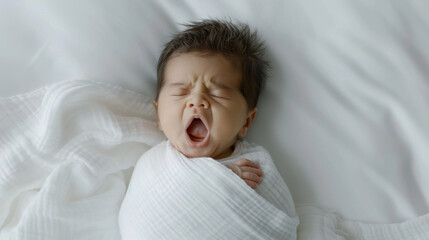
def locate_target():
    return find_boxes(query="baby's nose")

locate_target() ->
[187,94,209,109]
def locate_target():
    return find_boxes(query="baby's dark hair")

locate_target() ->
[156,19,269,110]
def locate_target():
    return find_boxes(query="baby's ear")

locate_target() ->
[238,108,257,138]
[152,100,163,131]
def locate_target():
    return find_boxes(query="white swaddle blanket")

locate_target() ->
[0,80,299,239]
[0,80,165,239]
[118,140,299,239]
[2,80,429,240]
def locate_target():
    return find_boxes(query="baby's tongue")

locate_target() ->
[187,119,207,139]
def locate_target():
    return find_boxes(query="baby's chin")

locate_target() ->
[177,144,233,160]
[177,147,213,159]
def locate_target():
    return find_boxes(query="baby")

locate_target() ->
[152,19,268,189]
[119,20,299,239]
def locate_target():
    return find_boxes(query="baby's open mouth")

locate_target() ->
[186,118,208,142]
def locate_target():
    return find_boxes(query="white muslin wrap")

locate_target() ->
[0,80,165,239]
[118,140,299,239]
[2,80,428,239]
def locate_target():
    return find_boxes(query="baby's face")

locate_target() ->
[154,52,257,159]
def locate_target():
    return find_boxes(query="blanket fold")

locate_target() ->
[118,140,299,240]
[0,80,164,239]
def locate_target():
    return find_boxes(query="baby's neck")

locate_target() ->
[213,145,235,160]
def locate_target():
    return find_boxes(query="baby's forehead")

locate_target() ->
[169,50,241,69]
[164,52,242,83]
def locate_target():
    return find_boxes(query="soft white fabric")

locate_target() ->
[297,205,429,240]
[118,140,299,240]
[1,80,429,239]
[0,80,165,239]
[1,0,429,226]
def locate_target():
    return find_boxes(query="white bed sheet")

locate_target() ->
[1,0,429,224]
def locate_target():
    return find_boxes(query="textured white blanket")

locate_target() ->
[0,80,299,239]
[0,80,165,239]
[2,80,428,240]
[118,140,299,239]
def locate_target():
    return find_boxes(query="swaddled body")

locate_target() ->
[118,19,300,239]
[118,140,299,239]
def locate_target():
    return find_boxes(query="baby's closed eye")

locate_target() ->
[209,89,231,100]
[171,88,189,96]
